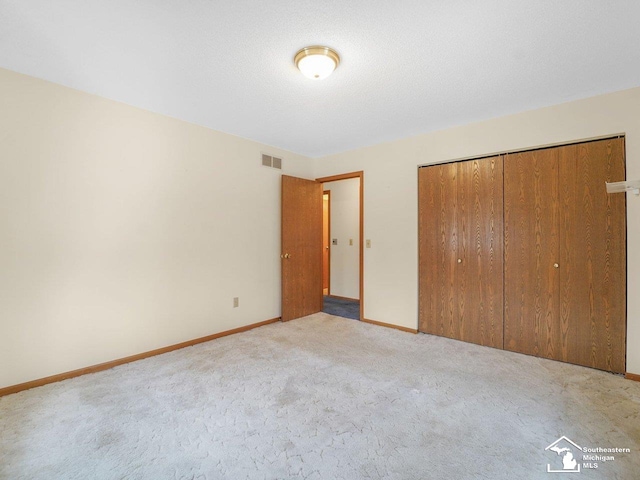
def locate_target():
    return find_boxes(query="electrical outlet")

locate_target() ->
[233,297,239,308]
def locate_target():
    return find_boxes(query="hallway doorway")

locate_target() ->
[319,174,362,320]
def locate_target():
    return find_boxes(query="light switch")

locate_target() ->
[349,239,353,246]
[366,239,371,248]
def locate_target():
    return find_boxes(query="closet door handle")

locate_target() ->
[457,258,462,264]
[553,263,559,268]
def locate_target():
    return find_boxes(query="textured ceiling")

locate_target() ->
[1,1,640,157]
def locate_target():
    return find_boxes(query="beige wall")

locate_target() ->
[324,178,360,300]
[0,68,314,389]
[2,66,639,388]
[315,87,640,375]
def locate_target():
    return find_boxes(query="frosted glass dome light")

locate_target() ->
[294,46,340,80]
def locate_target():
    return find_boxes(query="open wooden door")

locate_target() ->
[281,175,323,322]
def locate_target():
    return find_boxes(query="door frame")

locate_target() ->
[322,190,331,295]
[316,171,364,321]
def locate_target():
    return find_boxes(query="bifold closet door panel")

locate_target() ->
[559,138,626,373]
[419,156,503,347]
[457,156,504,348]
[504,149,561,358]
[419,163,459,338]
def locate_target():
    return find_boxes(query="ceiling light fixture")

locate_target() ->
[294,46,340,80]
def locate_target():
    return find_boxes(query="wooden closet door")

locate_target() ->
[419,162,459,338]
[457,156,504,347]
[504,149,561,358]
[559,138,626,373]
[419,156,503,348]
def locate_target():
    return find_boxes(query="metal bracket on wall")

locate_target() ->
[606,180,640,196]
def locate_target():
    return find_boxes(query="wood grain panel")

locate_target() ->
[281,175,323,322]
[457,156,504,347]
[504,149,561,358]
[559,138,626,373]
[419,157,503,347]
[418,162,458,338]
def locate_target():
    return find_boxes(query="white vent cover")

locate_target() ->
[261,154,282,170]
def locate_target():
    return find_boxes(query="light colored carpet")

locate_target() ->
[1,313,639,479]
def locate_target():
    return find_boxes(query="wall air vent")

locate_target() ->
[261,154,282,170]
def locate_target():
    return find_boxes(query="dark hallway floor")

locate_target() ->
[322,296,359,320]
